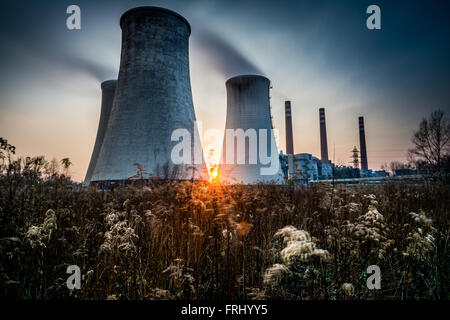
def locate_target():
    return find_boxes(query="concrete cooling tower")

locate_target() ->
[84,80,117,184]
[91,7,207,182]
[219,75,285,184]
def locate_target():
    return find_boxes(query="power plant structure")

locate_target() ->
[319,108,329,162]
[84,80,117,184]
[219,75,285,184]
[359,116,369,171]
[82,6,377,185]
[351,146,360,169]
[279,105,334,184]
[285,101,294,154]
[90,7,207,183]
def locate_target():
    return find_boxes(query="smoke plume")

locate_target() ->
[195,29,262,78]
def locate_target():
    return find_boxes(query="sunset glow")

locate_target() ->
[209,166,219,183]
[0,0,448,305]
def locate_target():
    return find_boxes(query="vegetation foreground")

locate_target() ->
[0,166,448,300]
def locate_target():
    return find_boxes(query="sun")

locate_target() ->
[209,167,219,183]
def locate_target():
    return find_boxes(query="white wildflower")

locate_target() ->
[341,283,354,296]
[263,264,290,286]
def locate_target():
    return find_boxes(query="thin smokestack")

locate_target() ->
[359,116,368,171]
[319,108,329,162]
[285,101,294,154]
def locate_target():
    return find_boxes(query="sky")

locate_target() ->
[0,0,449,181]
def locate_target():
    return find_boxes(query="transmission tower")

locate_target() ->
[350,146,360,169]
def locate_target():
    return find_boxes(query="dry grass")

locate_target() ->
[0,164,448,300]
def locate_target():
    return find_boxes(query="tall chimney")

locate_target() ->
[319,108,329,162]
[84,80,117,184]
[359,116,368,171]
[91,7,207,182]
[285,101,294,154]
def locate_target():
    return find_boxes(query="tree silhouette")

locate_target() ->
[60,158,72,177]
[408,110,450,174]
[60,158,72,169]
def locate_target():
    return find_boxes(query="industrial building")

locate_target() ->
[278,106,376,184]
[280,106,334,184]
[289,153,318,184]
[83,6,373,186]
[279,153,333,185]
[313,156,333,179]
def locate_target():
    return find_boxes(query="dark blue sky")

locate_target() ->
[0,0,449,180]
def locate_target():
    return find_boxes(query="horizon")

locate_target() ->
[0,0,449,181]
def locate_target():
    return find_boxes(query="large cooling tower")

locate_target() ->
[91,7,207,182]
[319,108,329,162]
[219,75,284,184]
[84,80,117,184]
[285,101,294,154]
[359,116,369,171]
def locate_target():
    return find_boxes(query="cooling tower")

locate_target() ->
[91,7,207,182]
[285,101,294,154]
[359,116,368,171]
[219,75,285,184]
[319,108,329,162]
[84,80,117,184]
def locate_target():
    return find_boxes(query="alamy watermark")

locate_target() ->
[66,265,81,289]
[171,122,280,175]
[366,5,381,30]
[66,5,81,30]
[66,5,379,31]
[366,265,381,289]
[65,264,381,291]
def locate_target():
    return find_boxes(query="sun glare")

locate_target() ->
[209,167,219,183]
